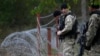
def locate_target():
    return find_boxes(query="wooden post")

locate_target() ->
[47,28,51,56]
[55,17,60,56]
[37,14,41,33]
[36,14,41,56]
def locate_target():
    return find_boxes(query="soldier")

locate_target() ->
[56,3,78,56]
[85,4,100,56]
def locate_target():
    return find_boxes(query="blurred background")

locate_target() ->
[0,0,100,44]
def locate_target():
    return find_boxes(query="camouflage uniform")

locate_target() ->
[59,11,77,56]
[85,10,100,56]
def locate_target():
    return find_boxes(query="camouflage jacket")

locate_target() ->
[86,10,100,47]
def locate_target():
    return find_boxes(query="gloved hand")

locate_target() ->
[85,41,91,50]
[57,31,62,35]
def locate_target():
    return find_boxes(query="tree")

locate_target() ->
[81,0,87,22]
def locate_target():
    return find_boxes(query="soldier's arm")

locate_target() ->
[61,15,75,34]
[86,14,99,46]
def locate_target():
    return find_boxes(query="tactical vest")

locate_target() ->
[59,13,78,36]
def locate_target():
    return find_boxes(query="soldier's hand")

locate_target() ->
[57,31,62,35]
[85,41,91,50]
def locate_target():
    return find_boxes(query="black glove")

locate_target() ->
[85,45,91,50]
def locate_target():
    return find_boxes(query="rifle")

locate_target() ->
[76,22,87,56]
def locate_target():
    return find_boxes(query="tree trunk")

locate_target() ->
[81,0,87,22]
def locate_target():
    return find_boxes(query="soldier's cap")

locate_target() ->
[90,4,99,9]
[61,3,68,10]
[53,10,61,17]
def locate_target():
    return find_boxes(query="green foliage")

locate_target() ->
[31,4,42,15]
[31,0,57,15]
[0,0,15,26]
[73,0,78,4]
[0,0,37,27]
[90,0,100,5]
[31,0,81,15]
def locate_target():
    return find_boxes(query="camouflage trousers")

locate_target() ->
[74,42,90,56]
[59,36,100,56]
[87,45,100,56]
[59,36,76,56]
[83,45,100,56]
[74,44,100,56]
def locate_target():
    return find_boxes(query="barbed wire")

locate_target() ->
[40,18,55,27]
[40,13,53,19]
